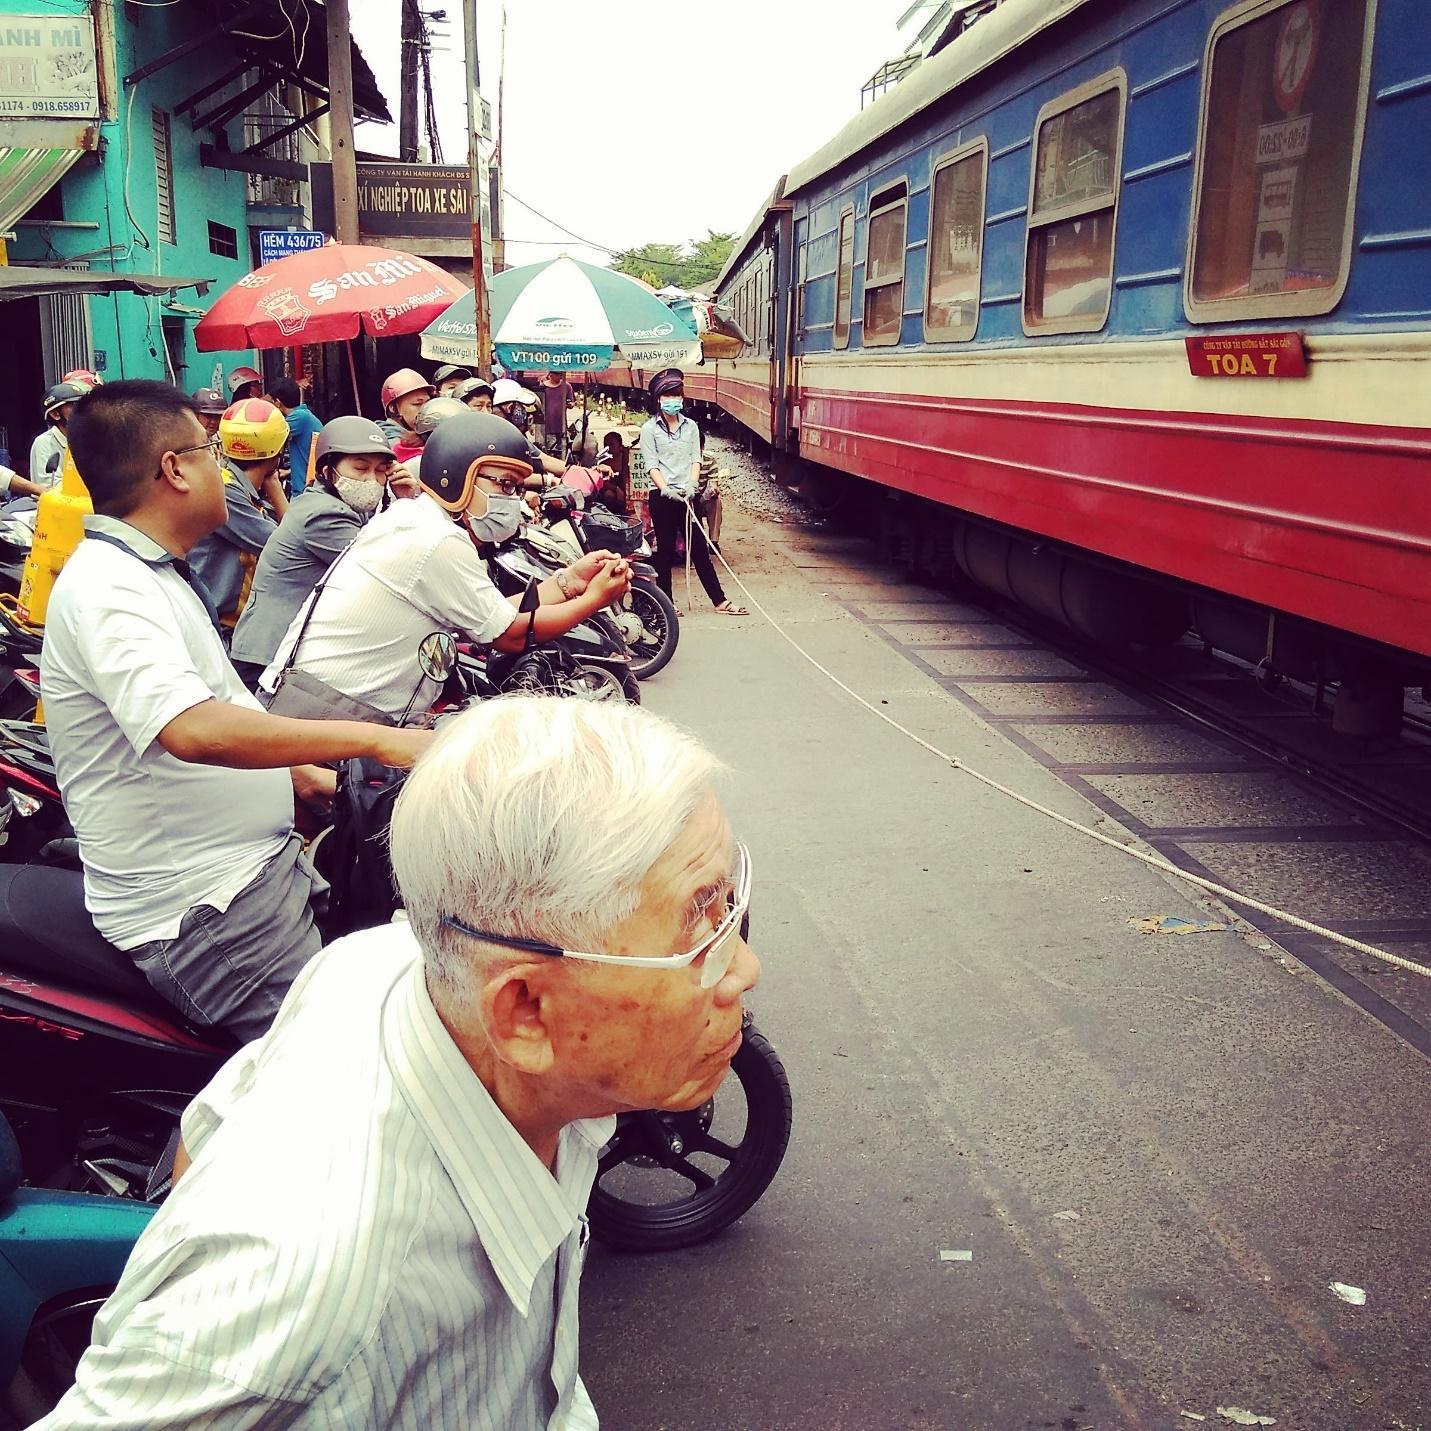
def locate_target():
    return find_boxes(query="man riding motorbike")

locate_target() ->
[187,398,289,629]
[229,416,417,689]
[259,410,633,723]
[377,368,436,459]
[37,381,429,1044]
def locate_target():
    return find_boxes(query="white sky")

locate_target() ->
[350,0,908,273]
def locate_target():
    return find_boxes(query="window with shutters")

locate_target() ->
[833,205,855,349]
[1023,72,1126,334]
[208,222,238,259]
[925,140,987,342]
[1186,0,1373,322]
[151,108,176,244]
[863,182,907,346]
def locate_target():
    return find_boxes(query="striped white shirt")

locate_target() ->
[37,925,615,1430]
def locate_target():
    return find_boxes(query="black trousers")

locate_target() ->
[649,489,726,606]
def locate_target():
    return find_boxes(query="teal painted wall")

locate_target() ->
[5,0,259,388]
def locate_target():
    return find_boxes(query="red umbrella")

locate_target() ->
[195,244,468,352]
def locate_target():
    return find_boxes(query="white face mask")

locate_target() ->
[465,492,523,544]
[334,474,385,515]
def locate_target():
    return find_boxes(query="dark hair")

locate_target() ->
[68,380,202,516]
[268,376,302,408]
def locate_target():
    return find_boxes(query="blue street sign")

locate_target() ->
[258,229,326,266]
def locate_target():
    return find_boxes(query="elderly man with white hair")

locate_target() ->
[36,696,761,1431]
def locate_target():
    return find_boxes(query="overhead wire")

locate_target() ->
[665,495,1431,981]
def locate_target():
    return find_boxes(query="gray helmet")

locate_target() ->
[43,381,88,418]
[312,416,393,479]
[433,364,472,385]
[455,376,495,402]
[413,395,469,437]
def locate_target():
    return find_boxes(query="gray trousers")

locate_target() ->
[127,834,327,1043]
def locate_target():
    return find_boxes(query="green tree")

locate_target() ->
[608,230,735,291]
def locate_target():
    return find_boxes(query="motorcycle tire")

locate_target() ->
[624,581,680,681]
[586,1020,792,1253]
[569,663,641,705]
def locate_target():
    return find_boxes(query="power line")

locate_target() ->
[502,190,725,278]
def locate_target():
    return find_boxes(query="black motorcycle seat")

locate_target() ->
[0,863,163,1005]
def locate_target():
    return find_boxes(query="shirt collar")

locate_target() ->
[382,959,598,1314]
[83,513,173,563]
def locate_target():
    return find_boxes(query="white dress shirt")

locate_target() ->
[39,515,292,948]
[37,923,614,1430]
[261,492,513,720]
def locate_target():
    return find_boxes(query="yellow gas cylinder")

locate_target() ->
[17,447,92,627]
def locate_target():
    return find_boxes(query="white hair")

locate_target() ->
[389,695,721,1014]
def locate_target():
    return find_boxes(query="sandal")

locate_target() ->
[714,601,749,616]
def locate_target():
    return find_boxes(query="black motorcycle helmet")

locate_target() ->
[311,416,393,484]
[419,409,535,512]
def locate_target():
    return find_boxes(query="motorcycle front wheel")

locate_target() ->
[586,1020,792,1252]
[568,662,641,705]
[623,581,680,681]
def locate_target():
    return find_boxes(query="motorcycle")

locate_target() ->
[484,535,642,704]
[0,1106,155,1422]
[534,488,680,682]
[0,759,792,1254]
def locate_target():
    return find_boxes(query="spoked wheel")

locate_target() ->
[586,1021,792,1252]
[567,662,641,704]
[623,581,680,680]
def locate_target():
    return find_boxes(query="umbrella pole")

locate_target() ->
[345,339,362,415]
[580,373,591,464]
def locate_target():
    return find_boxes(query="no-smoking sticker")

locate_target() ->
[1273,0,1319,114]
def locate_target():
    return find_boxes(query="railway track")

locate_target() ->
[762,511,1431,1060]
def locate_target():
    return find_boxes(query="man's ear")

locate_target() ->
[157,451,192,495]
[481,966,555,1075]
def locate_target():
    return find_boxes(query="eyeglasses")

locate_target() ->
[172,435,222,459]
[440,843,751,989]
[477,473,524,496]
[157,434,221,480]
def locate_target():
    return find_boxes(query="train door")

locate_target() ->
[788,217,806,446]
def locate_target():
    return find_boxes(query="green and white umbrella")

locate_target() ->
[419,255,701,372]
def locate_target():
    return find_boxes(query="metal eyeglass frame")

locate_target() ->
[439,843,751,989]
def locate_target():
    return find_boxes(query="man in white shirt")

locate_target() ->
[37,695,762,1429]
[262,409,633,722]
[28,380,87,488]
[40,381,430,1041]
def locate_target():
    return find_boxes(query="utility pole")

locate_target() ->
[488,3,506,274]
[326,0,359,244]
[462,0,491,371]
[399,0,420,163]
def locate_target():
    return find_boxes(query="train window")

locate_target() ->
[1023,71,1126,335]
[834,205,855,349]
[863,183,908,346]
[1187,0,1373,321]
[925,140,988,342]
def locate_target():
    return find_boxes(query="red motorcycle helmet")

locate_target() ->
[380,368,435,416]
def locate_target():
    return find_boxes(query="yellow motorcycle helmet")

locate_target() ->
[219,398,288,461]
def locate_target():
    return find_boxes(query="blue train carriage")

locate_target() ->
[712,0,1431,723]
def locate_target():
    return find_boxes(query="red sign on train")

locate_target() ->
[1185,332,1307,379]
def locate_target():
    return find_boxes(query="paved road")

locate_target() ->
[578,497,1431,1431]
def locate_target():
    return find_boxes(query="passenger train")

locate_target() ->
[597,0,1431,735]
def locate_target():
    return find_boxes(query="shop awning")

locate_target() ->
[0,268,214,303]
[0,145,90,237]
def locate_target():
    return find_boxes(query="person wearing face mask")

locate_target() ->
[639,370,746,616]
[229,419,417,691]
[491,378,568,481]
[259,411,632,723]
